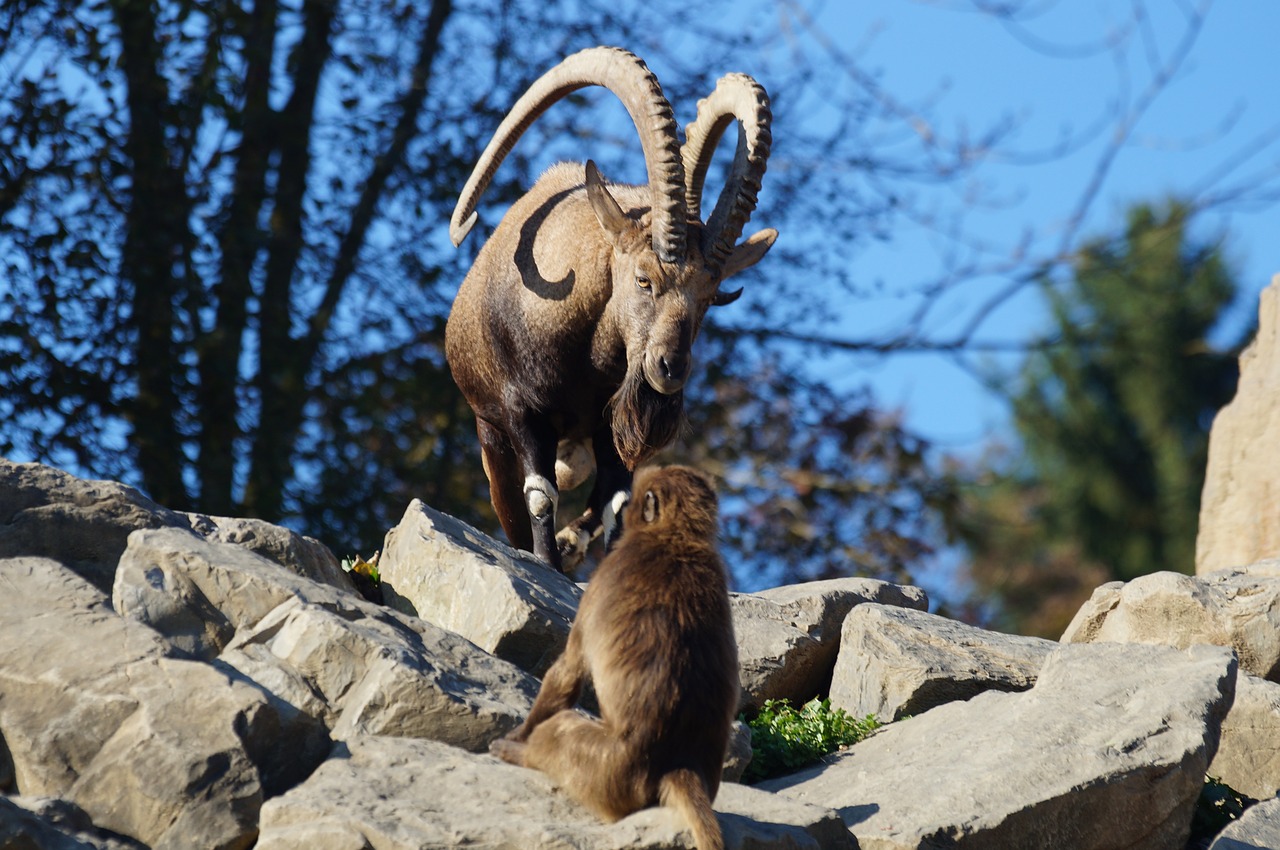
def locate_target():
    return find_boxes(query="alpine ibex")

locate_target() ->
[446,46,775,572]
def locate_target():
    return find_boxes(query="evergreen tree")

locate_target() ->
[953,201,1244,635]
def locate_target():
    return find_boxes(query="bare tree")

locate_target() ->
[1,0,1275,586]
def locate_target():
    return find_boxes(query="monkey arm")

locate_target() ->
[508,628,588,742]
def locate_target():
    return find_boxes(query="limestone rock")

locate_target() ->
[1198,275,1280,574]
[0,460,188,593]
[1209,673,1280,800]
[224,597,534,747]
[379,499,581,675]
[830,603,1056,721]
[1061,569,1280,680]
[114,526,302,660]
[1207,795,1280,850]
[0,558,324,849]
[0,796,145,849]
[722,721,754,784]
[0,459,350,596]
[115,527,538,748]
[732,578,928,711]
[183,512,353,592]
[256,735,854,850]
[765,643,1237,850]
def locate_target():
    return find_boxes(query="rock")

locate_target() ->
[1061,569,1280,680]
[830,603,1056,721]
[0,460,188,593]
[0,558,324,850]
[1236,557,1280,578]
[224,597,533,748]
[1198,275,1280,575]
[378,499,581,675]
[1207,795,1280,850]
[183,512,353,592]
[764,643,1237,850]
[1209,673,1280,800]
[256,735,854,850]
[722,721,754,784]
[115,527,538,749]
[114,526,301,660]
[0,459,350,596]
[732,578,928,711]
[0,796,145,849]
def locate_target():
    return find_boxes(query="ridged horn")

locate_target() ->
[449,46,688,262]
[680,73,772,271]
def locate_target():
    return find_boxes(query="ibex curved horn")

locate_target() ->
[450,46,688,262]
[680,73,772,272]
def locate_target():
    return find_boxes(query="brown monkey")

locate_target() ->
[490,465,738,850]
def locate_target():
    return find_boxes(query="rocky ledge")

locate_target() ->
[3,457,1280,849]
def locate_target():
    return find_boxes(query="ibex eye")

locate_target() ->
[636,275,652,290]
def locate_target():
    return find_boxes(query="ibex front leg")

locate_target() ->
[556,425,632,571]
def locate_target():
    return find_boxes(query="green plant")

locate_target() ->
[340,552,381,584]
[741,698,880,783]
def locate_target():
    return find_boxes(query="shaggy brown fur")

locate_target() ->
[607,360,687,469]
[490,465,738,850]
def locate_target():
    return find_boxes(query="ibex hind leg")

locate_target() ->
[522,710,649,823]
[476,419,534,552]
[477,417,564,570]
[556,425,633,571]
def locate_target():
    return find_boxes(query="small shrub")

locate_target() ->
[341,552,381,583]
[741,697,880,783]
[341,551,382,603]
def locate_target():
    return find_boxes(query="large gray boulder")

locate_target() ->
[830,603,1056,721]
[378,499,581,675]
[0,458,351,595]
[764,643,1237,850]
[1197,274,1280,575]
[1207,795,1280,850]
[1209,673,1280,800]
[0,796,144,850]
[0,460,188,593]
[115,527,538,749]
[256,735,854,850]
[732,578,928,711]
[0,558,325,850]
[1062,569,1280,680]
[183,512,353,591]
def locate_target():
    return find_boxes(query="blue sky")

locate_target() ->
[798,1,1280,454]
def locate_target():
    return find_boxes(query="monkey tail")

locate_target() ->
[659,769,723,850]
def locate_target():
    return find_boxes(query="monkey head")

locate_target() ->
[625,465,720,541]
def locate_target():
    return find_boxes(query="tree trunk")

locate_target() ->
[111,0,192,510]
[197,0,281,515]
[244,0,454,520]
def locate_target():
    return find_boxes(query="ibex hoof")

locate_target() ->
[523,475,557,520]
[556,527,590,572]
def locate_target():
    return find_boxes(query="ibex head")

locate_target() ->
[450,47,776,405]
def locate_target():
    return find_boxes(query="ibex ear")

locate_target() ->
[585,160,630,245]
[642,489,659,523]
[720,228,777,280]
